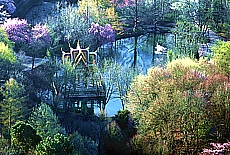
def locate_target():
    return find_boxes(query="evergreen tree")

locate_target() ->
[0,78,27,138]
[28,103,65,139]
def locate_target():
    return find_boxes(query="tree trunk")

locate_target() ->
[134,36,138,68]
[31,56,35,70]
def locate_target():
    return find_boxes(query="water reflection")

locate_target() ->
[97,33,173,116]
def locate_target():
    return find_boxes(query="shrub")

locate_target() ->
[104,121,130,155]
[11,121,42,154]
[0,42,16,63]
[212,41,230,77]
[0,27,14,48]
[69,131,98,155]
[35,133,73,155]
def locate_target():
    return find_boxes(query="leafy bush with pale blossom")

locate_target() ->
[202,142,230,154]
[89,22,115,45]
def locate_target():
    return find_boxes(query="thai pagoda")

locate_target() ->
[61,42,106,115]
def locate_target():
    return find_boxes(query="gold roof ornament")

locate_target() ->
[62,41,97,67]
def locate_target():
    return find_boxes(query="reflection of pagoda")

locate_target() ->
[62,42,97,68]
[61,42,106,115]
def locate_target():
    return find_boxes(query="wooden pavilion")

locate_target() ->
[61,42,106,115]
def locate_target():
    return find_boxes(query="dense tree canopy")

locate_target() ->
[127,58,230,154]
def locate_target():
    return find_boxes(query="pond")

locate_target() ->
[94,32,174,116]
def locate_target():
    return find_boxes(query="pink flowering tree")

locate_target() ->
[88,22,116,46]
[2,18,51,69]
[113,0,135,8]
[29,24,52,69]
[2,18,31,47]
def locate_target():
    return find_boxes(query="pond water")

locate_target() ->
[95,33,174,116]
[97,29,227,116]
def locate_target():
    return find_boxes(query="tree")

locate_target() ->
[3,18,51,69]
[0,42,16,81]
[0,27,17,80]
[88,22,116,45]
[69,131,98,155]
[29,24,51,69]
[113,65,138,109]
[0,78,27,138]
[103,120,131,155]
[28,103,65,139]
[172,19,202,60]
[35,133,73,155]
[127,59,214,154]
[2,18,31,51]
[46,2,93,48]
[10,121,42,154]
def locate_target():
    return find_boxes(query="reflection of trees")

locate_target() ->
[99,60,138,110]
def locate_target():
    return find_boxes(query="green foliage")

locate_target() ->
[0,27,14,49]
[166,57,201,77]
[114,109,136,144]
[130,134,167,155]
[10,121,42,154]
[127,58,230,154]
[211,0,227,31]
[212,41,230,76]
[69,131,97,155]
[172,20,202,59]
[0,42,16,63]
[104,121,130,155]
[115,109,130,129]
[0,42,16,80]
[0,137,9,154]
[46,2,93,47]
[0,78,27,137]
[35,133,73,155]
[28,103,65,139]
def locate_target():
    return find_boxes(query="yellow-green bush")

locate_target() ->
[127,58,230,154]
[0,42,16,63]
[212,41,230,76]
